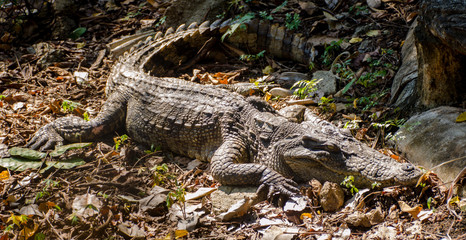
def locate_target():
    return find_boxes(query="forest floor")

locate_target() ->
[0,0,465,239]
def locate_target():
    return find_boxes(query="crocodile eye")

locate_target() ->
[401,163,414,171]
[324,143,340,152]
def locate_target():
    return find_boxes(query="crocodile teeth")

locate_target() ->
[164,27,174,36]
[188,22,198,29]
[176,24,186,33]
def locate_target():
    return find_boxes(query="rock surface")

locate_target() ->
[164,0,227,28]
[319,182,345,212]
[395,106,466,182]
[210,186,257,216]
[311,70,337,97]
[389,20,418,109]
[278,105,307,123]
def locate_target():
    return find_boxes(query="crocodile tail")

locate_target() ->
[108,18,315,77]
[223,18,312,66]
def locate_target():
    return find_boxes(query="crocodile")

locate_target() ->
[27,19,422,196]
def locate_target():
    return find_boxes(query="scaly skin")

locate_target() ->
[27,19,422,196]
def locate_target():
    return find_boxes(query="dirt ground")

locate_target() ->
[1,0,465,239]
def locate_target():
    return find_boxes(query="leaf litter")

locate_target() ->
[0,0,465,239]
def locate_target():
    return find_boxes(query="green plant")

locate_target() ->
[322,40,343,66]
[349,5,369,16]
[285,13,300,30]
[154,16,166,28]
[144,144,162,154]
[221,12,255,41]
[240,50,266,61]
[334,59,355,80]
[61,100,80,113]
[83,112,90,121]
[259,11,273,20]
[371,182,381,189]
[36,179,60,201]
[357,89,389,111]
[167,181,187,219]
[343,119,361,129]
[341,176,359,195]
[0,95,5,100]
[291,79,320,99]
[97,192,109,199]
[152,163,174,186]
[114,134,129,150]
[319,96,334,112]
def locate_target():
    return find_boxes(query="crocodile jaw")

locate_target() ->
[283,147,422,187]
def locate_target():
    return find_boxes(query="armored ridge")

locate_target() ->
[26,19,422,196]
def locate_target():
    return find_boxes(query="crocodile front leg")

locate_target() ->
[210,140,299,197]
[27,93,128,151]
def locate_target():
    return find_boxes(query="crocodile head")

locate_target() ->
[273,124,422,187]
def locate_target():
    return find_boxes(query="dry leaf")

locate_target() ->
[366,30,381,37]
[300,213,313,219]
[456,112,466,123]
[349,37,363,43]
[0,170,9,181]
[398,201,422,219]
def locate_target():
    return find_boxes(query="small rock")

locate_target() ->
[346,211,371,227]
[278,105,307,123]
[394,106,466,182]
[276,72,310,89]
[74,71,89,85]
[367,207,384,225]
[319,182,345,212]
[118,221,145,239]
[298,1,317,15]
[210,185,258,220]
[367,0,381,8]
[269,87,293,97]
[311,70,337,96]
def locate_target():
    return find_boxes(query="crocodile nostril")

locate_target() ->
[402,163,414,171]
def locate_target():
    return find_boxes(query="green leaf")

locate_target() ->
[9,147,47,160]
[69,27,87,40]
[0,157,44,171]
[47,158,86,169]
[50,142,92,157]
[341,77,358,95]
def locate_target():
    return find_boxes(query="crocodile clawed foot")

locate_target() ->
[26,124,64,151]
[258,169,299,199]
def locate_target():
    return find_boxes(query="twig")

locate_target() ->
[446,165,466,221]
[179,37,217,71]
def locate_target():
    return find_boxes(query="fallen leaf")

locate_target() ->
[185,187,217,201]
[49,142,92,157]
[9,147,47,160]
[349,37,363,43]
[366,30,381,37]
[398,201,422,219]
[0,170,9,181]
[456,112,466,123]
[262,66,274,75]
[300,213,313,219]
[175,229,188,238]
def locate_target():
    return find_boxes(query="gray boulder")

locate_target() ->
[394,106,466,182]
